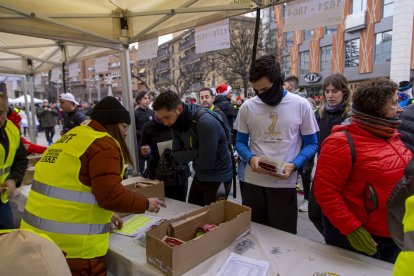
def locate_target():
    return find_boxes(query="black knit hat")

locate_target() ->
[90,96,131,125]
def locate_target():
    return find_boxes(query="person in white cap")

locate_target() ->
[59,92,86,135]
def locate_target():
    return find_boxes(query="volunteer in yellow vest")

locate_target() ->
[0,94,28,229]
[21,96,166,275]
[393,194,414,275]
[388,156,414,275]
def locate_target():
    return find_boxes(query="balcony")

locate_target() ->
[345,10,366,33]
[179,36,195,50]
[157,48,170,59]
[158,62,170,72]
[179,53,200,65]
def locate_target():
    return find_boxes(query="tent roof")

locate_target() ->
[0,0,289,74]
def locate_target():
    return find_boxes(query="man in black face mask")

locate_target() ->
[234,55,319,234]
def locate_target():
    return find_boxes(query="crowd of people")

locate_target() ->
[0,54,413,275]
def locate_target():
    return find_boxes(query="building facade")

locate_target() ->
[274,0,414,97]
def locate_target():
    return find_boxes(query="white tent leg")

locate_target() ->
[25,75,37,144]
[120,47,138,174]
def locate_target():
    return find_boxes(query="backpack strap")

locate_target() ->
[342,130,355,165]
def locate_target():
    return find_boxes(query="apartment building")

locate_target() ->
[274,0,414,97]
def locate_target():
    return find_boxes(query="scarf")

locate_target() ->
[171,103,194,132]
[256,82,284,106]
[324,102,346,114]
[351,105,400,138]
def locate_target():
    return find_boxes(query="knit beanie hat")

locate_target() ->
[90,96,131,125]
[216,83,232,96]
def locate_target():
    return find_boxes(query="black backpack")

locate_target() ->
[190,108,232,146]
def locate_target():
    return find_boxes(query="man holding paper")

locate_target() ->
[235,55,319,234]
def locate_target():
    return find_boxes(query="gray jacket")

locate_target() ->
[37,107,58,128]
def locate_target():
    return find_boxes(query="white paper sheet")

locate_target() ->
[216,252,270,276]
[157,140,172,156]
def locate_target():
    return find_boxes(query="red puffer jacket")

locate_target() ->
[314,123,412,237]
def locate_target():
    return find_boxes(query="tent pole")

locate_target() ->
[250,7,261,73]
[120,47,139,174]
[25,74,37,144]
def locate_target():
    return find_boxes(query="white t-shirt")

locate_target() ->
[235,93,319,188]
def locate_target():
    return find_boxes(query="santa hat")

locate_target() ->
[216,83,232,96]
[236,96,242,102]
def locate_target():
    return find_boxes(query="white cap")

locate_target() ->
[59,92,79,105]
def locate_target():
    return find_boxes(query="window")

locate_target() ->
[375,31,392,63]
[303,29,314,41]
[284,31,294,50]
[383,0,394,18]
[282,3,287,19]
[281,55,290,77]
[299,51,310,75]
[320,46,332,72]
[345,38,360,67]
[350,0,367,14]
[325,25,337,35]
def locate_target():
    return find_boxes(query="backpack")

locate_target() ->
[190,108,232,145]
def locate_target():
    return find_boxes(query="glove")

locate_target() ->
[346,227,377,255]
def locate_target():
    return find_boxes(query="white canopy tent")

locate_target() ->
[0,0,290,171]
[9,95,43,104]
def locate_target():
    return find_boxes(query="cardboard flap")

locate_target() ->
[168,210,209,241]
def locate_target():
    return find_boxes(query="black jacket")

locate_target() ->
[171,103,232,182]
[62,108,86,134]
[398,104,414,153]
[140,119,173,179]
[315,107,349,151]
[213,95,238,130]
[134,107,154,144]
[0,121,28,190]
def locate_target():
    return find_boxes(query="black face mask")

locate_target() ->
[255,82,283,106]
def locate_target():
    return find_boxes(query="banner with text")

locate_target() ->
[68,63,79,78]
[95,57,109,73]
[196,19,230,54]
[284,0,345,32]
[138,38,158,60]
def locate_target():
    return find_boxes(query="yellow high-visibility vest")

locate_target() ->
[21,124,125,258]
[394,194,414,276]
[0,120,21,184]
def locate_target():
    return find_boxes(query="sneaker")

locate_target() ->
[299,200,308,212]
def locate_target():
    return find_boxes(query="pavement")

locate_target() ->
[30,126,325,244]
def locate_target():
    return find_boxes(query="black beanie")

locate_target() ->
[90,96,131,125]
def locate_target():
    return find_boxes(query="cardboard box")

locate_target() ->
[121,176,165,200]
[22,167,35,185]
[146,200,251,276]
[27,154,42,166]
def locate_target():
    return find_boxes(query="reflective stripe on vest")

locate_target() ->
[403,231,414,251]
[23,210,110,235]
[0,166,11,176]
[32,180,97,204]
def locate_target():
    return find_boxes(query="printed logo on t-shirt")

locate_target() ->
[265,111,280,136]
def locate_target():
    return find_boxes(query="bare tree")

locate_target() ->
[214,17,262,98]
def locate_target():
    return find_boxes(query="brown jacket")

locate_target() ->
[78,120,148,213]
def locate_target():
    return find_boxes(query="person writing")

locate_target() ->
[21,96,165,275]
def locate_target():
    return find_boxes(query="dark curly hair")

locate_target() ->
[352,78,398,117]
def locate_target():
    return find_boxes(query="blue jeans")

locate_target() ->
[0,202,15,229]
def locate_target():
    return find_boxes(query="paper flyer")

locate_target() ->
[113,214,163,237]
[216,252,270,276]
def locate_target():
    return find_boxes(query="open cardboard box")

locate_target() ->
[146,200,251,276]
[22,167,35,185]
[122,176,164,200]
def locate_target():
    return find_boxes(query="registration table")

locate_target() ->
[13,187,393,276]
